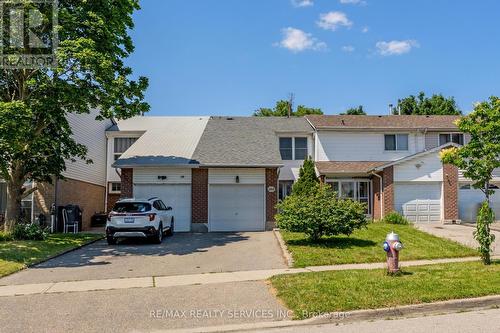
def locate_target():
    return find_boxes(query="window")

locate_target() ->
[114,137,138,161]
[294,138,308,160]
[460,184,499,190]
[385,134,409,151]
[279,138,293,160]
[112,202,151,213]
[109,182,121,194]
[439,133,464,146]
[279,137,308,160]
[279,181,293,201]
[327,180,371,214]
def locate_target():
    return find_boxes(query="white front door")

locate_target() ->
[394,183,442,223]
[134,184,191,232]
[209,184,265,232]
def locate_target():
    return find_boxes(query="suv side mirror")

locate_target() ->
[166,206,173,211]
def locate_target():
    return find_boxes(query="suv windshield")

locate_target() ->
[113,202,151,213]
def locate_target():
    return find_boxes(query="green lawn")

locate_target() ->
[0,233,103,278]
[281,223,477,267]
[271,261,500,319]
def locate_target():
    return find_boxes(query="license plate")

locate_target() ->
[124,217,135,224]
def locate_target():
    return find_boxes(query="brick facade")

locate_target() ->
[33,178,105,231]
[382,166,394,217]
[372,173,382,220]
[120,168,133,198]
[107,193,120,212]
[443,163,459,222]
[191,168,208,224]
[265,168,278,229]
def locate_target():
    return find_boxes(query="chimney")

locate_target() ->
[388,104,393,115]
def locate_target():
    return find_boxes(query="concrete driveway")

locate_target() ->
[416,223,500,255]
[0,232,287,285]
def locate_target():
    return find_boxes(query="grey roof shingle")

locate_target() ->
[192,117,313,167]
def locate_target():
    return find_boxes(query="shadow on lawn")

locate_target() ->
[287,236,377,249]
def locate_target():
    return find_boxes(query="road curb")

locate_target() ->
[168,295,500,333]
[273,228,294,268]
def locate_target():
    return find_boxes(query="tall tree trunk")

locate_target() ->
[4,166,25,231]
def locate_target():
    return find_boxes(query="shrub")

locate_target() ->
[291,157,319,196]
[276,183,368,241]
[383,211,409,225]
[12,223,48,241]
[474,202,496,265]
[0,231,13,241]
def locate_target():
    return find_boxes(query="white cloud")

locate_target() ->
[317,11,353,31]
[376,40,419,56]
[291,0,313,7]
[276,27,327,53]
[341,45,355,52]
[340,0,367,5]
[362,26,369,33]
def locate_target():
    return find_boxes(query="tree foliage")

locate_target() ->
[341,105,366,115]
[291,157,319,195]
[441,96,500,264]
[0,0,149,226]
[396,92,461,115]
[276,183,368,241]
[254,100,323,117]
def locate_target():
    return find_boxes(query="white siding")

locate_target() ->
[394,152,443,182]
[63,110,112,186]
[459,168,500,182]
[278,135,313,181]
[106,132,144,182]
[208,168,265,184]
[133,168,192,184]
[316,131,425,162]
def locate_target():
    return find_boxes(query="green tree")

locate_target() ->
[341,105,366,115]
[276,183,367,241]
[291,157,319,195]
[0,0,149,229]
[396,92,461,115]
[440,97,500,264]
[254,100,323,117]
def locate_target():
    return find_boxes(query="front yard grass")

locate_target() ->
[271,261,500,319]
[0,233,103,278]
[281,223,477,267]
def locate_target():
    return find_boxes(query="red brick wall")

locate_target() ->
[192,168,208,224]
[266,168,278,226]
[121,168,133,198]
[107,193,120,212]
[382,166,394,217]
[443,163,459,221]
[372,173,382,220]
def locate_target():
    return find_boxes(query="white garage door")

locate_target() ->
[134,184,191,232]
[394,183,442,223]
[209,184,265,232]
[459,185,500,222]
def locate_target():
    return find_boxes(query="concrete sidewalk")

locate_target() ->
[1,256,496,298]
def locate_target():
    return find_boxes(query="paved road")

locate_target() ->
[256,308,500,333]
[416,224,500,255]
[0,281,290,333]
[0,232,287,285]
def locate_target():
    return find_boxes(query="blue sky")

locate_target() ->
[127,0,500,116]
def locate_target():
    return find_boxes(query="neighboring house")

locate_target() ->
[305,115,500,223]
[107,116,313,232]
[0,109,112,230]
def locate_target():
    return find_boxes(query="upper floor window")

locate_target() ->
[385,134,409,151]
[279,137,308,160]
[114,137,138,160]
[440,133,464,146]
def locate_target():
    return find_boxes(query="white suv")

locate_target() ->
[106,197,174,245]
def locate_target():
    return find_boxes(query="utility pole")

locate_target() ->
[288,93,294,118]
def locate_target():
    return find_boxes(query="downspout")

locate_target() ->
[371,171,383,220]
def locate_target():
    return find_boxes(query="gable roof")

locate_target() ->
[306,115,460,130]
[192,117,313,167]
[372,143,460,171]
[112,117,210,168]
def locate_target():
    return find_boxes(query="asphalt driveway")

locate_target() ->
[0,232,287,285]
